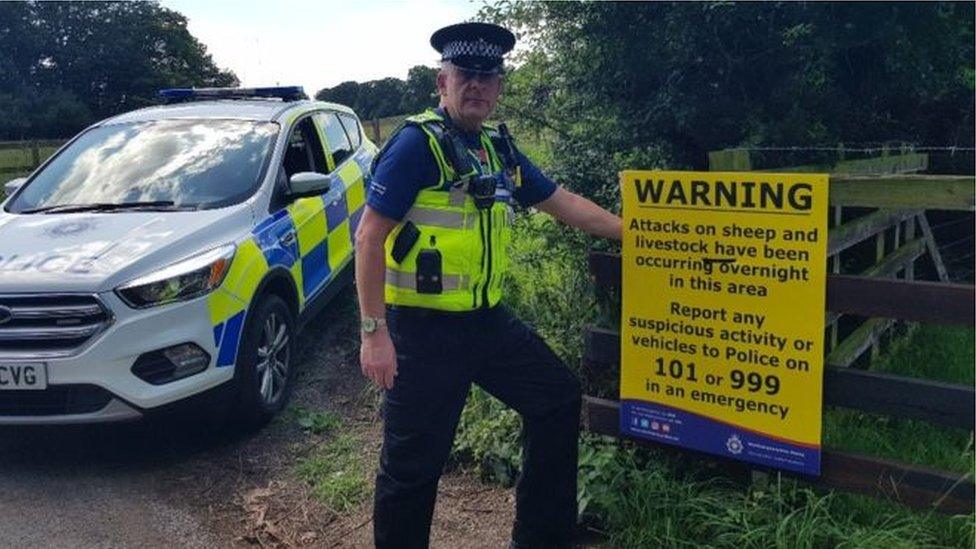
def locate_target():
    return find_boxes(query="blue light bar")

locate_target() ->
[157,86,308,103]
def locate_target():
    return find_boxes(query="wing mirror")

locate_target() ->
[288,172,333,199]
[3,177,27,198]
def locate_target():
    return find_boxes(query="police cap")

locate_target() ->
[430,22,515,75]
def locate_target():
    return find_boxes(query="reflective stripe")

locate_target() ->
[212,238,268,322]
[385,269,468,291]
[337,160,361,187]
[404,208,476,229]
[287,196,327,256]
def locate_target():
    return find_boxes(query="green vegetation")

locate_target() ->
[452,386,522,485]
[0,143,60,183]
[316,65,438,121]
[295,431,370,512]
[871,324,975,384]
[823,324,975,475]
[1,2,236,140]
[290,408,369,512]
[824,409,974,475]
[290,406,343,436]
[577,435,973,548]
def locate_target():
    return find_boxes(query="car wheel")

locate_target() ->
[234,293,296,428]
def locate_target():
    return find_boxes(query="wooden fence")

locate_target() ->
[582,167,976,515]
[363,115,408,145]
[709,151,964,367]
[0,139,67,178]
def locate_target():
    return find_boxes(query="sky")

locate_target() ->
[160,0,482,96]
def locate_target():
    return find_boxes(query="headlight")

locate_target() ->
[116,244,236,308]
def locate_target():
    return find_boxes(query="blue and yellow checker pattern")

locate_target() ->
[205,147,372,368]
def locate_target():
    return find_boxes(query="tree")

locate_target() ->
[483,1,975,199]
[401,65,438,114]
[315,80,361,109]
[358,77,407,119]
[314,65,438,120]
[0,1,237,139]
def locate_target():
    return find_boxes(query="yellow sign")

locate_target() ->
[619,170,828,475]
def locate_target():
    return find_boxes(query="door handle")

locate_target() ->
[279,231,296,247]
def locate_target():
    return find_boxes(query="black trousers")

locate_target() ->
[373,305,583,549]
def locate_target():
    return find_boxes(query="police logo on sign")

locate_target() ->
[726,434,744,455]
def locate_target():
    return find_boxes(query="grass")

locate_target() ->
[290,406,342,435]
[294,431,370,512]
[0,143,59,173]
[870,324,974,384]
[823,323,975,474]
[290,408,369,512]
[1,142,60,199]
[580,434,974,548]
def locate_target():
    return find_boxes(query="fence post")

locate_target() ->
[905,218,915,281]
[871,229,886,360]
[829,206,843,351]
[372,119,381,143]
[918,214,950,282]
[707,149,751,171]
[30,140,40,169]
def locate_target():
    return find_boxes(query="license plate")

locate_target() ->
[0,363,47,390]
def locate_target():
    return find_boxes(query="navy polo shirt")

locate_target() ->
[367,118,558,221]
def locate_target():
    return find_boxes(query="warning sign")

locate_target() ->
[619,170,828,475]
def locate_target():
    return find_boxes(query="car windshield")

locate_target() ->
[7,118,279,213]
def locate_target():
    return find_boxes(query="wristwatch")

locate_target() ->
[361,316,387,334]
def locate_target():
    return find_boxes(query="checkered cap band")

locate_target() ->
[442,39,504,60]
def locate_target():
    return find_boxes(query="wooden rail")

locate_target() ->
[707,148,930,176]
[588,252,975,326]
[828,175,974,211]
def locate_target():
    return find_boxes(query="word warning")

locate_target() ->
[619,170,828,475]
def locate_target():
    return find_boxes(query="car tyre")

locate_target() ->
[233,293,296,429]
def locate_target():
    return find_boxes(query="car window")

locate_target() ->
[337,113,362,149]
[283,116,328,177]
[7,119,278,212]
[315,113,353,168]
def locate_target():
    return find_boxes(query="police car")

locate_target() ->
[0,86,375,426]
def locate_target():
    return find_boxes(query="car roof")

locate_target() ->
[101,99,357,126]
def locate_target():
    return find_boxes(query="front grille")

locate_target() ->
[0,384,113,416]
[0,294,112,357]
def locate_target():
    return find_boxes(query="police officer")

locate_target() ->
[354,21,622,549]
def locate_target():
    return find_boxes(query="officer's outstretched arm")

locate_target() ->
[536,187,622,240]
[354,206,400,389]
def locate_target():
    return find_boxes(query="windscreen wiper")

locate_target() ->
[20,201,193,214]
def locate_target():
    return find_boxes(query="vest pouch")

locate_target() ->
[416,247,443,294]
[391,220,421,264]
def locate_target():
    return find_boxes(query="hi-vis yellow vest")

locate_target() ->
[383,110,516,311]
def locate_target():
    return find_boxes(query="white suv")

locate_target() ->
[0,86,376,426]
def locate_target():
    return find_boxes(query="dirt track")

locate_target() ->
[0,290,536,548]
